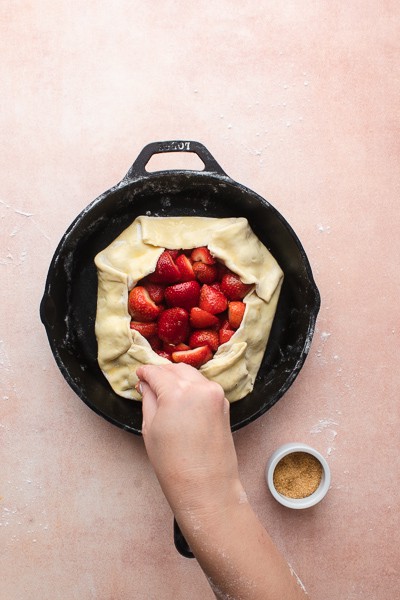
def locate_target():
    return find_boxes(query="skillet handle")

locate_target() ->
[40,293,55,329]
[124,140,227,180]
[173,518,195,559]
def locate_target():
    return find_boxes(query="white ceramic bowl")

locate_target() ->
[266,443,331,509]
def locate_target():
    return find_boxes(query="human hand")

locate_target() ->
[136,363,244,520]
[137,364,308,599]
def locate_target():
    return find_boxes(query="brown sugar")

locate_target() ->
[273,452,323,499]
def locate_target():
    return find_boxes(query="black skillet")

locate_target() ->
[40,140,320,558]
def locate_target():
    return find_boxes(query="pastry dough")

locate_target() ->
[94,216,283,402]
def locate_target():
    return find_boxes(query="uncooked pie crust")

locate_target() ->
[94,216,283,402]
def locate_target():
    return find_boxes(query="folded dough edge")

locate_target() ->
[94,216,283,402]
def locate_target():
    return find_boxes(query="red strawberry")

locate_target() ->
[130,321,158,338]
[192,262,218,284]
[163,342,190,354]
[219,319,235,344]
[148,251,181,284]
[175,254,195,281]
[172,342,191,352]
[199,284,228,315]
[172,345,213,368]
[189,330,219,352]
[228,301,246,329]
[128,287,162,322]
[164,281,201,311]
[162,342,191,355]
[166,249,180,260]
[221,273,252,300]
[163,342,175,354]
[217,262,231,279]
[156,350,171,360]
[148,335,162,352]
[215,311,228,328]
[190,246,216,265]
[211,282,222,293]
[219,328,235,344]
[142,281,165,304]
[157,307,190,344]
[189,307,220,329]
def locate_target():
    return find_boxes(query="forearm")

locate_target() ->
[138,364,307,598]
[175,486,308,600]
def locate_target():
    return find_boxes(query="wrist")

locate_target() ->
[171,476,248,533]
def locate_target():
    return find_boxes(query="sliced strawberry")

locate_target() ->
[166,249,180,260]
[162,342,190,354]
[211,282,222,293]
[228,301,246,329]
[162,342,176,354]
[199,284,228,315]
[192,262,218,284]
[172,345,213,368]
[156,350,171,360]
[189,307,220,329]
[164,280,201,311]
[217,262,232,279]
[128,287,162,322]
[221,273,253,300]
[174,342,190,352]
[215,311,228,329]
[157,307,190,345]
[219,318,235,344]
[175,254,196,282]
[148,335,162,352]
[130,321,158,338]
[189,330,219,352]
[219,328,235,344]
[173,343,191,352]
[190,246,216,265]
[148,251,181,284]
[142,281,165,304]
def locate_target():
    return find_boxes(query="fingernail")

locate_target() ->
[135,382,143,395]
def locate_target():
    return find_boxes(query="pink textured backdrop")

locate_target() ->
[1,2,399,598]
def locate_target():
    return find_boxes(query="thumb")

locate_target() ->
[139,381,158,436]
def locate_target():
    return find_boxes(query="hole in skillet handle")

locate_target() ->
[146,151,206,173]
[124,140,227,180]
[174,518,195,559]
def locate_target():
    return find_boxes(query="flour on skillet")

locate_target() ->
[94,216,283,402]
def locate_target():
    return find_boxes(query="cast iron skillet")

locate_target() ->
[40,140,320,557]
[40,140,320,434]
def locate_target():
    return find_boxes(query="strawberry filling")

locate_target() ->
[127,247,252,368]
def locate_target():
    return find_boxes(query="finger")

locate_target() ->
[137,363,208,397]
[223,398,230,415]
[140,381,158,435]
[136,365,160,399]
[137,364,184,399]
[223,398,232,430]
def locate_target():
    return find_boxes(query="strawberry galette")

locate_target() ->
[94,216,283,402]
